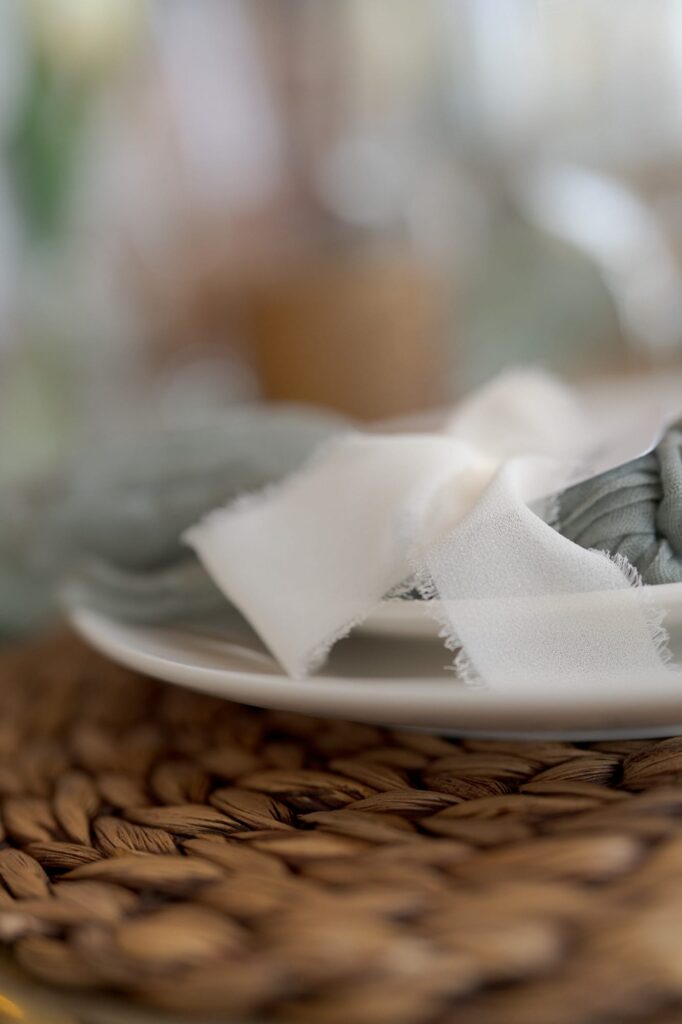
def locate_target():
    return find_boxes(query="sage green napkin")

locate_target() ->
[5,405,680,640]
[0,406,347,635]
[61,417,682,627]
[553,423,682,585]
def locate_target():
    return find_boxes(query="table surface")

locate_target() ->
[1,631,682,1024]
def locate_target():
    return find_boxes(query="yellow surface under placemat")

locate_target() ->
[1,632,682,1024]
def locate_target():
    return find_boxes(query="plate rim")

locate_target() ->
[69,605,682,739]
[361,581,682,638]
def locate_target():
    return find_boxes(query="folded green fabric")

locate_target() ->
[6,408,680,639]
[63,418,682,627]
[553,423,682,584]
[0,406,347,635]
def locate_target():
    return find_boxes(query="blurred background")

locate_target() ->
[3,0,682,631]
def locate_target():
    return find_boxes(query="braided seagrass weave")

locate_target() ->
[2,635,682,1023]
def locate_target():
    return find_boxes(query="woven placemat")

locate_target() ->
[1,633,682,1024]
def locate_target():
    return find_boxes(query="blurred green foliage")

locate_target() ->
[8,52,90,242]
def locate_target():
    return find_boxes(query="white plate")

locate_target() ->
[70,595,682,740]
[360,600,440,639]
[360,583,682,640]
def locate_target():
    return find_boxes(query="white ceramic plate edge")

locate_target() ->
[360,581,682,639]
[70,606,682,739]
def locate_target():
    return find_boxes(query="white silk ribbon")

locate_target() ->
[186,371,680,687]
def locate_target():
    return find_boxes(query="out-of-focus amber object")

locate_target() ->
[248,250,446,421]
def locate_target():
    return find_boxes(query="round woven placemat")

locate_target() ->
[2,633,682,1024]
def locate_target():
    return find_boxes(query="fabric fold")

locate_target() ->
[555,422,682,585]
[185,434,490,677]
